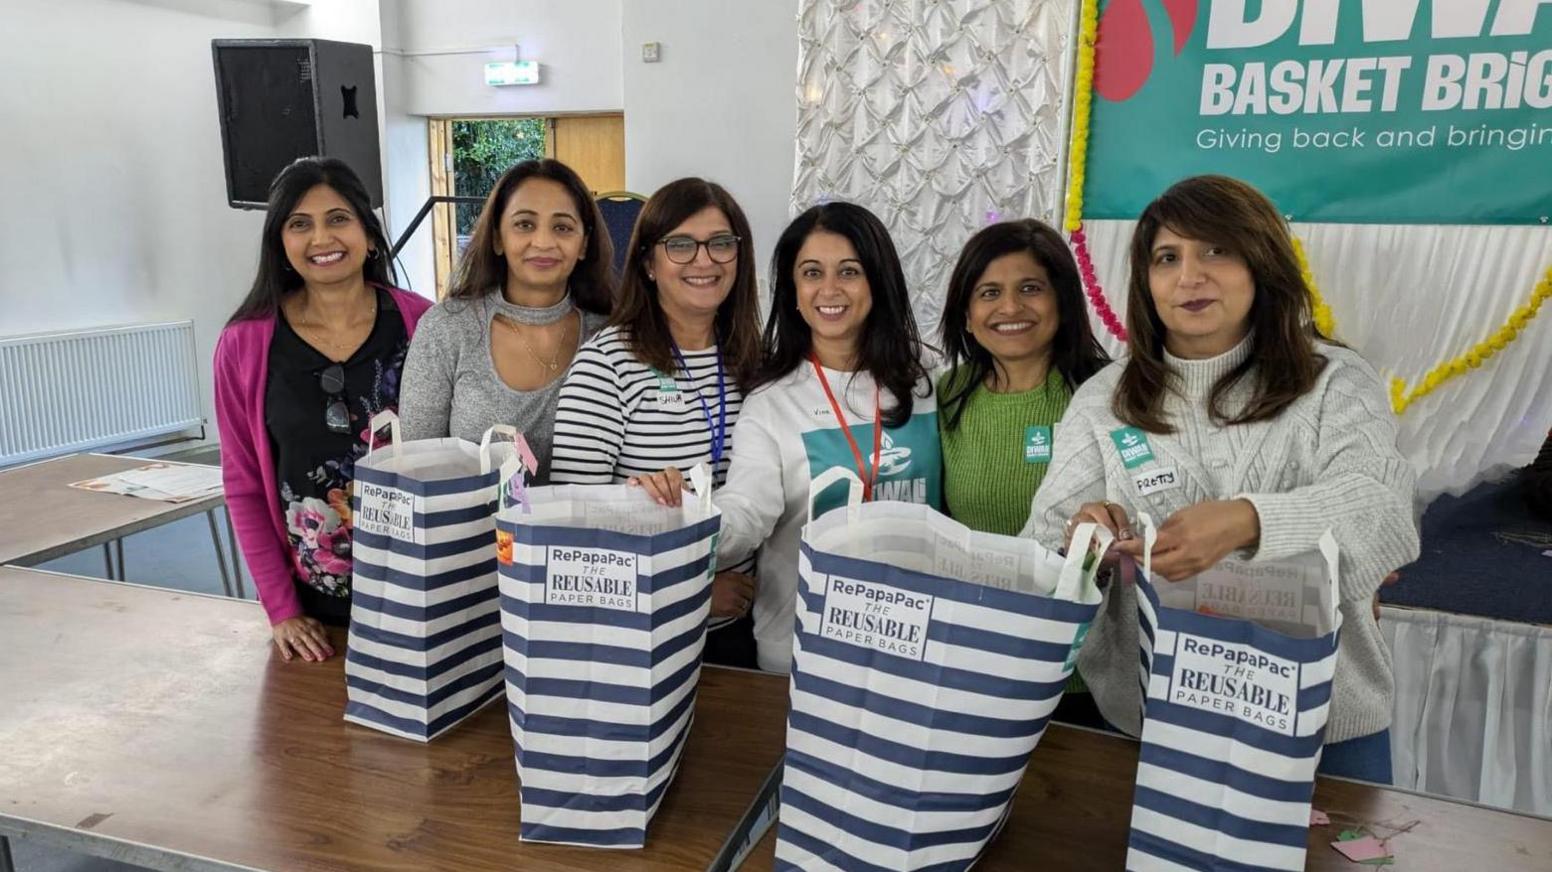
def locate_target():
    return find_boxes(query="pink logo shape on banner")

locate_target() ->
[1095,0,1200,102]
[1161,0,1198,55]
[1095,0,1154,102]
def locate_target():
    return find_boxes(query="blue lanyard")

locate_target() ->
[670,341,727,466]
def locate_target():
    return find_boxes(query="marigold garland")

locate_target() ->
[1062,0,1550,414]
[1387,265,1552,414]
[1063,0,1127,341]
[1291,237,1336,338]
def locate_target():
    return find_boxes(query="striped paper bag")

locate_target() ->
[775,468,1110,871]
[1127,514,1342,871]
[496,464,719,847]
[344,415,521,741]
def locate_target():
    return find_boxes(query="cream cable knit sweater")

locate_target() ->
[1025,336,1419,742]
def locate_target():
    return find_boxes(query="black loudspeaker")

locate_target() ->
[211,38,382,209]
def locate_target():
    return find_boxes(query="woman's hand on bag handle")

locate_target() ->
[272,616,334,662]
[628,467,687,507]
[1118,499,1260,582]
[1066,500,1133,567]
[1068,500,1134,541]
[710,571,756,619]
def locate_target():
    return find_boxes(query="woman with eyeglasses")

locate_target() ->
[550,177,764,666]
[397,159,613,481]
[215,157,431,663]
[633,201,942,673]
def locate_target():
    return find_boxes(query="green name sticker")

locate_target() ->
[1023,425,1053,464]
[1110,427,1155,469]
[652,369,679,394]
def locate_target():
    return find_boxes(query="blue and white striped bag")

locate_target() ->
[344,413,517,741]
[1127,514,1342,872]
[776,468,1111,871]
[496,464,720,848]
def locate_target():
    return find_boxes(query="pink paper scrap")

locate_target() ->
[1331,835,1391,863]
[1310,809,1331,826]
[516,436,539,474]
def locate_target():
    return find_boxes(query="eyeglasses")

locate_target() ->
[319,364,350,434]
[658,234,741,265]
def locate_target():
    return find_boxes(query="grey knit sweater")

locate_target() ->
[397,292,606,484]
[1024,336,1419,743]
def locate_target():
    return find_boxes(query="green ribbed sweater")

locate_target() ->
[937,366,1072,537]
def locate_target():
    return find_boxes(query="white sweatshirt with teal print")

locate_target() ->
[713,363,942,673]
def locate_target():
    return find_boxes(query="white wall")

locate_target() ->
[378,0,435,298]
[622,0,799,280]
[0,0,283,438]
[0,0,797,446]
[393,0,623,116]
[379,0,626,295]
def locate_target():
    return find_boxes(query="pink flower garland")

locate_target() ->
[1070,225,1127,342]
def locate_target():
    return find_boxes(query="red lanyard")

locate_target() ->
[809,354,882,501]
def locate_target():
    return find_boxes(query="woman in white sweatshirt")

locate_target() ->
[635,201,942,673]
[1026,175,1419,782]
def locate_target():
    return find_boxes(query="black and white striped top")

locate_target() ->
[551,326,745,489]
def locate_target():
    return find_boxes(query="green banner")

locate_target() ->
[1084,0,1552,224]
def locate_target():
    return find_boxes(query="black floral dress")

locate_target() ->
[266,289,407,625]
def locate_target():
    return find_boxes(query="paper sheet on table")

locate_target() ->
[70,463,222,503]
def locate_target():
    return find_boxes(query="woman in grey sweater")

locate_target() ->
[397,159,612,482]
[1026,175,1419,782]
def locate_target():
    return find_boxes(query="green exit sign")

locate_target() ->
[485,61,540,86]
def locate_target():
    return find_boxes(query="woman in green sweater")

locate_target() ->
[937,219,1110,536]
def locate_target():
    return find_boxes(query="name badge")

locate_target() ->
[1023,425,1053,464]
[1110,426,1156,469]
[1133,466,1180,497]
[651,369,685,409]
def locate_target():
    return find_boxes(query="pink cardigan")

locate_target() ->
[213,287,432,625]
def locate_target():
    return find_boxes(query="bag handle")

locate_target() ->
[1134,512,1159,583]
[808,466,863,526]
[686,463,714,514]
[1317,529,1340,629]
[1054,520,1114,601]
[478,425,517,474]
[366,410,402,460]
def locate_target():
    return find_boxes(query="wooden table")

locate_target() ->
[0,453,242,596]
[739,720,1552,870]
[0,567,792,871]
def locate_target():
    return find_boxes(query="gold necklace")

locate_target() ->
[295,299,376,357]
[500,311,575,373]
[496,308,577,369]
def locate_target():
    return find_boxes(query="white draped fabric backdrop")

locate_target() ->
[791,0,1552,815]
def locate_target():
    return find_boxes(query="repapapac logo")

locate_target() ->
[1096,0,1200,102]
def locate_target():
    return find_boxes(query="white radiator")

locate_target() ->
[0,321,203,467]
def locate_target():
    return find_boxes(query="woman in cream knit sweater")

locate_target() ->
[1026,175,1419,782]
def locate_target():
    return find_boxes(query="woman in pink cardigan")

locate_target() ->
[215,158,431,663]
